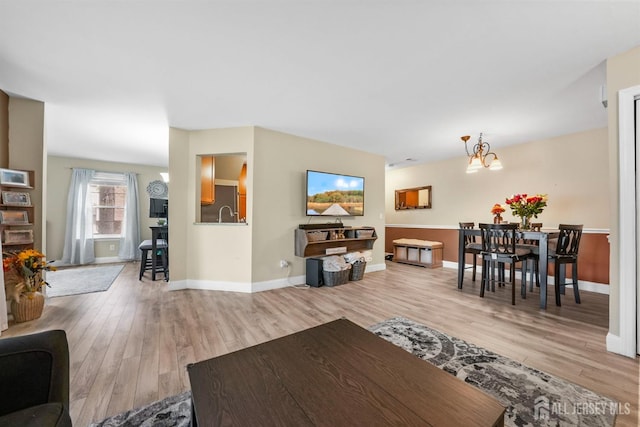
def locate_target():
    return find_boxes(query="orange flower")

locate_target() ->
[490,204,505,215]
[2,248,56,294]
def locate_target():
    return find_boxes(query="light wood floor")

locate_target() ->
[3,261,638,426]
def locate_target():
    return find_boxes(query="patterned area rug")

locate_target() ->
[90,317,617,427]
[46,264,125,297]
[370,317,618,427]
[89,391,191,427]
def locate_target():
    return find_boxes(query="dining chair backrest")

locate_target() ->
[479,223,519,255]
[459,222,476,245]
[555,224,583,256]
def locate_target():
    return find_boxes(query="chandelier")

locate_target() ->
[461,133,503,173]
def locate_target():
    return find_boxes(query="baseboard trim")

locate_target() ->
[167,262,387,293]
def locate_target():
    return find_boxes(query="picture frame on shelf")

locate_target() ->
[1,191,31,206]
[0,210,29,224]
[0,168,30,187]
[3,229,33,244]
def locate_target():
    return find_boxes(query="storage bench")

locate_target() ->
[392,238,443,268]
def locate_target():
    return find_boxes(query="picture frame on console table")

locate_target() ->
[1,191,31,206]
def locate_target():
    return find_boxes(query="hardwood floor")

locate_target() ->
[3,261,638,426]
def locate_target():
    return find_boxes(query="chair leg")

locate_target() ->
[510,263,516,305]
[558,264,567,295]
[138,249,148,280]
[480,258,487,298]
[554,262,562,307]
[521,261,527,299]
[472,254,477,282]
[572,262,580,303]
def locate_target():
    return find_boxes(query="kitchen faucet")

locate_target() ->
[218,205,235,223]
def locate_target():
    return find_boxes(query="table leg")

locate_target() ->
[539,233,548,309]
[458,229,465,289]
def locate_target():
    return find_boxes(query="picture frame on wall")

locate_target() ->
[0,210,29,224]
[3,229,33,244]
[1,191,31,206]
[0,168,30,187]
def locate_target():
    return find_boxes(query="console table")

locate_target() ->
[187,318,505,426]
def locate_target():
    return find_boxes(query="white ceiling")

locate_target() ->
[1,1,639,168]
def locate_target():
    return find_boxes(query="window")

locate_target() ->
[89,172,127,237]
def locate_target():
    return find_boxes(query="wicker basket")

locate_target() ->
[349,261,367,281]
[356,229,374,238]
[307,231,328,242]
[322,269,350,287]
[11,292,45,323]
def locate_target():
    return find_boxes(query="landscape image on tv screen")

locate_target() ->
[306,170,364,216]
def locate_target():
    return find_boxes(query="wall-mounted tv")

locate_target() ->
[306,170,364,216]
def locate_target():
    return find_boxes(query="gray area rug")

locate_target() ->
[89,317,618,427]
[45,264,125,297]
[370,317,618,427]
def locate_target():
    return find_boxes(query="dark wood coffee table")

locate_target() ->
[187,318,505,426]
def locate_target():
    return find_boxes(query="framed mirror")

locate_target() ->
[395,185,432,210]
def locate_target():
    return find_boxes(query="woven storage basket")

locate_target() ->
[322,269,350,287]
[356,229,374,238]
[349,261,366,281]
[307,231,328,242]
[11,292,45,323]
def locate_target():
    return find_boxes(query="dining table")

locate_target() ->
[458,227,560,309]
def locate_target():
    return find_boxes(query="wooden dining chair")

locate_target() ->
[548,224,583,306]
[459,222,481,283]
[479,223,531,305]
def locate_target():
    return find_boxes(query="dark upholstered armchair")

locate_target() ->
[0,329,72,427]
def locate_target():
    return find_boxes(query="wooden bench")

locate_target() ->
[393,238,443,268]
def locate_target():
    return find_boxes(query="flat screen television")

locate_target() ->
[149,198,168,218]
[306,170,364,216]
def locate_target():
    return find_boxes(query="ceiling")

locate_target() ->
[1,1,639,168]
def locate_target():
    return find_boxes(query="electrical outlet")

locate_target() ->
[279,260,289,268]
[109,244,115,251]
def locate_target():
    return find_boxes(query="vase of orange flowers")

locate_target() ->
[490,204,505,224]
[3,249,56,323]
[505,193,548,229]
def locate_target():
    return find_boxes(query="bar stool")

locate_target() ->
[138,239,169,281]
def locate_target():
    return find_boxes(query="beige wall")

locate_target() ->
[386,128,609,229]
[46,155,168,260]
[169,127,254,286]
[167,126,386,290]
[8,98,45,251]
[606,45,640,337]
[252,127,386,283]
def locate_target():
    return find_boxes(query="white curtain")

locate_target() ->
[118,172,140,260]
[61,168,96,265]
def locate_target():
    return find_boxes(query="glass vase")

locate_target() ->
[520,216,532,230]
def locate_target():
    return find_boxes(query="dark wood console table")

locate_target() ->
[187,318,505,426]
